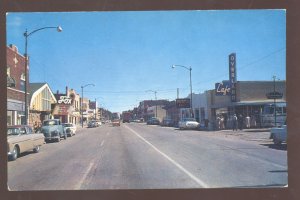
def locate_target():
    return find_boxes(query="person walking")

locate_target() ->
[238,114,244,130]
[232,114,238,131]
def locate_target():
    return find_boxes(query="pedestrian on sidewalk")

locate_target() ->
[232,114,238,131]
[238,114,244,130]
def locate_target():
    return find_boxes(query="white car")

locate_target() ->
[62,123,77,137]
[270,125,287,145]
[178,118,199,130]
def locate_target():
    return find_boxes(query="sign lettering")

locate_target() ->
[215,81,231,96]
[58,96,72,104]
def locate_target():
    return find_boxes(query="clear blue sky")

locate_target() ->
[6,10,286,112]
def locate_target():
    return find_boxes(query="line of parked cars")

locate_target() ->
[146,117,200,130]
[7,119,77,161]
[88,120,102,128]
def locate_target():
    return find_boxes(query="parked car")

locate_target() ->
[161,118,174,127]
[147,117,160,125]
[270,124,287,145]
[95,120,102,126]
[40,119,67,142]
[88,120,97,128]
[178,118,200,130]
[7,125,45,161]
[62,123,77,137]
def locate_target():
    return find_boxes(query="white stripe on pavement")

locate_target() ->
[101,140,105,147]
[74,161,95,190]
[124,125,209,188]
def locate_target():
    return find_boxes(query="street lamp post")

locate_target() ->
[272,75,280,127]
[81,84,95,128]
[172,64,193,118]
[146,90,158,118]
[23,26,62,125]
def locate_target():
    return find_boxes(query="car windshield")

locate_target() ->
[7,128,21,135]
[43,120,59,126]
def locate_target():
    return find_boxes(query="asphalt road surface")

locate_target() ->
[7,123,287,190]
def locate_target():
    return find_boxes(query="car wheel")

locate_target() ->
[11,146,19,161]
[273,137,282,145]
[33,146,40,153]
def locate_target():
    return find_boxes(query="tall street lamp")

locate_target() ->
[81,83,95,128]
[23,26,62,125]
[172,64,193,118]
[146,90,158,118]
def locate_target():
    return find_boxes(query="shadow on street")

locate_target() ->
[260,143,287,151]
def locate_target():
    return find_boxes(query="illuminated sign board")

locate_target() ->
[229,53,237,102]
[215,81,231,96]
[176,98,191,108]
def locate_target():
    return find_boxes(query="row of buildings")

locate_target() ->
[128,53,286,129]
[131,81,286,130]
[7,44,105,126]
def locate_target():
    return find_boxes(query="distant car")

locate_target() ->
[270,125,287,145]
[147,117,160,125]
[7,125,45,161]
[95,120,102,126]
[178,118,199,130]
[41,119,67,142]
[112,119,121,126]
[161,118,174,127]
[62,123,77,137]
[88,121,97,128]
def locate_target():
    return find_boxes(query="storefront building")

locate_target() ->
[7,45,27,125]
[29,83,57,126]
[52,87,81,124]
[210,80,286,129]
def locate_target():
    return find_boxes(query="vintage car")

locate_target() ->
[62,123,77,137]
[270,125,287,145]
[147,117,160,125]
[40,119,67,142]
[7,125,45,161]
[112,119,121,126]
[178,118,200,130]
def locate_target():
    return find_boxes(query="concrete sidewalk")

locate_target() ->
[202,128,272,143]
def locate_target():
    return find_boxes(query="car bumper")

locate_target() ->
[44,136,60,141]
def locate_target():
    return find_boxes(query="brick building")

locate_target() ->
[7,45,27,125]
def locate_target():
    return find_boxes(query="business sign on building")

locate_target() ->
[266,91,283,99]
[58,96,72,104]
[89,101,96,110]
[176,98,191,108]
[229,53,237,102]
[215,81,231,96]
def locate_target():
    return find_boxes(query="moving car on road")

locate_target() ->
[41,119,67,142]
[7,125,45,161]
[178,118,199,130]
[62,123,77,137]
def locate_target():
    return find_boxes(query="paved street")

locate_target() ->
[8,123,287,190]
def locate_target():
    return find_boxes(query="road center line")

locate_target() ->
[74,161,95,190]
[124,125,209,188]
[101,140,105,147]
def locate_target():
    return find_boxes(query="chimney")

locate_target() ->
[9,44,18,53]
